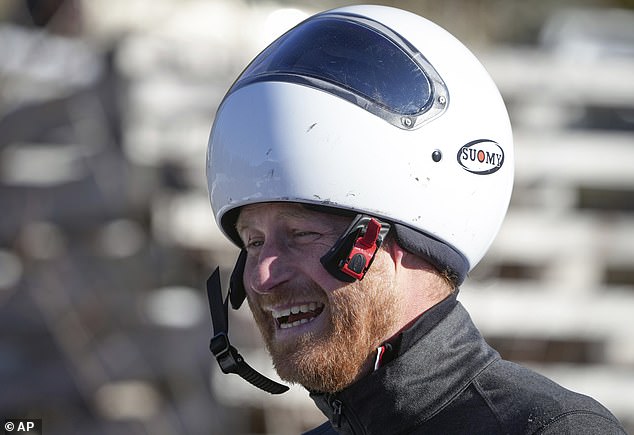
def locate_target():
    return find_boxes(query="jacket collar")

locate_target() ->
[309,293,500,434]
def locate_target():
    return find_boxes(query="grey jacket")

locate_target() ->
[305,293,626,434]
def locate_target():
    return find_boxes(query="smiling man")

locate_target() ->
[204,5,625,434]
[237,203,399,393]
[235,203,450,394]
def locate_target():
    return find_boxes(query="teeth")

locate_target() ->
[274,307,291,317]
[271,303,322,319]
[271,302,324,330]
[280,318,313,329]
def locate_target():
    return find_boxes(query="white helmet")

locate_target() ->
[207,5,513,284]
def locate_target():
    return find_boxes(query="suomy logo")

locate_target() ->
[457,139,504,175]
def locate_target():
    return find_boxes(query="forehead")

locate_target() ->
[238,203,310,223]
[236,203,349,231]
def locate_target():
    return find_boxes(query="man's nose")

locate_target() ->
[246,238,293,295]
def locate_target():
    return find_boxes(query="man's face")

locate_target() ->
[236,203,402,393]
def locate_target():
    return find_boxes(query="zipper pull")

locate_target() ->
[331,399,343,428]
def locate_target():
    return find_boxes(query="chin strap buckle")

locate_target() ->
[209,332,241,374]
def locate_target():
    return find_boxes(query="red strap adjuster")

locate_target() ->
[340,218,382,280]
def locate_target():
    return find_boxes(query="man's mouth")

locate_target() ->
[271,302,325,329]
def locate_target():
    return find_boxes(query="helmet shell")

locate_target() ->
[207,5,514,271]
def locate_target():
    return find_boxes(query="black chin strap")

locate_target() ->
[206,267,289,394]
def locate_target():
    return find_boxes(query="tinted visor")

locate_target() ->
[227,13,448,129]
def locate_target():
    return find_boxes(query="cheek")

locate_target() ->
[314,247,395,295]
[241,236,354,295]
[308,261,349,294]
[361,251,398,297]
[242,257,257,289]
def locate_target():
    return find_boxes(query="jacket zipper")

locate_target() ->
[330,397,343,428]
[327,395,365,434]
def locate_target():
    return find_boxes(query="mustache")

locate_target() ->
[247,279,328,308]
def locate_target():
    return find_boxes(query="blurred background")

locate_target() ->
[1,0,633,434]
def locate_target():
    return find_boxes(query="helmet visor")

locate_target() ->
[226,12,449,129]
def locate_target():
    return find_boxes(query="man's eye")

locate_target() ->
[246,239,264,249]
[294,231,320,240]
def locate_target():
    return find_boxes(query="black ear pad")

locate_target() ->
[392,224,469,285]
[229,250,248,309]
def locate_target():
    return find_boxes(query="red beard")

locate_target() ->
[247,266,399,393]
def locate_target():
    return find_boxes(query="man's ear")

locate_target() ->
[383,236,439,274]
[382,236,406,272]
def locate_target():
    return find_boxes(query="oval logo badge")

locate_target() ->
[457,139,504,175]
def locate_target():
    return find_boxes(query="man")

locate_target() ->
[205,5,626,434]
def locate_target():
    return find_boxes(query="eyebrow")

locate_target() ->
[234,217,251,236]
[235,206,314,235]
